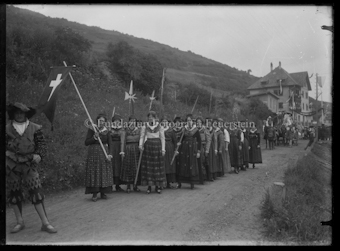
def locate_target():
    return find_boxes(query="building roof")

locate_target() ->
[246,91,280,100]
[290,72,312,91]
[248,66,311,91]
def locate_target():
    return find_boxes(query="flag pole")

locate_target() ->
[191,95,199,114]
[63,61,109,159]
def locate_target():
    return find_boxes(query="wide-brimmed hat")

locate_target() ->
[112,114,122,122]
[7,102,36,120]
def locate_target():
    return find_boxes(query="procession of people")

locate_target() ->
[83,110,266,197]
[6,102,320,235]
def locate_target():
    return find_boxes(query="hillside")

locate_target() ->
[5,5,273,194]
[7,5,259,95]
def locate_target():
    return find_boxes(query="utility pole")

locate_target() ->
[315,73,319,141]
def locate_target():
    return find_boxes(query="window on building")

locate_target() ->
[301,91,304,97]
[305,92,308,99]
[279,102,283,109]
[303,103,304,110]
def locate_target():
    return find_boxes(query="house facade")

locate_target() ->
[246,91,279,113]
[247,62,313,126]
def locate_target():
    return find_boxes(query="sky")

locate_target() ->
[14,4,333,102]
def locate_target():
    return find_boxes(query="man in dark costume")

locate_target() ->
[6,102,57,234]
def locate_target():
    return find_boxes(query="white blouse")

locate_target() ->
[139,123,165,152]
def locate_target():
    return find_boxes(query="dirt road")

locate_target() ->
[6,140,308,245]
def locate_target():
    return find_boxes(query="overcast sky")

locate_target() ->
[14,4,333,102]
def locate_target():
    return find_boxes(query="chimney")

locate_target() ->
[270,62,273,71]
[279,61,281,69]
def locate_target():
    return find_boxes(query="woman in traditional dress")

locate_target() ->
[177,114,202,189]
[222,121,232,174]
[139,111,166,194]
[85,113,113,202]
[213,118,226,177]
[228,123,243,174]
[196,116,211,183]
[110,114,126,192]
[161,115,178,189]
[240,122,250,170]
[120,116,141,193]
[248,124,262,168]
[237,124,245,170]
[218,118,232,174]
[173,116,184,187]
[206,117,216,181]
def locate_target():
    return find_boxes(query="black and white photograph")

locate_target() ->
[3,4,333,245]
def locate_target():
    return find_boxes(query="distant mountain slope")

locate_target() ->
[7,5,259,94]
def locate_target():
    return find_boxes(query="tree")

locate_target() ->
[106,40,163,95]
[242,97,273,121]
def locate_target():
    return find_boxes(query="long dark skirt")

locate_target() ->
[120,142,141,185]
[229,135,243,167]
[219,145,232,175]
[198,143,208,183]
[242,138,250,166]
[111,140,124,185]
[164,140,177,183]
[140,138,167,187]
[85,144,113,194]
[177,137,200,184]
[207,142,217,179]
[248,137,263,164]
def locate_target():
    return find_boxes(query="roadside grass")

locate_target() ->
[261,145,332,244]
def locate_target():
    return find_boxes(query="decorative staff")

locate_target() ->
[111,106,116,121]
[149,90,155,111]
[124,80,137,116]
[159,68,166,119]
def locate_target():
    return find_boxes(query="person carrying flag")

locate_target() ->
[84,112,113,201]
[6,102,57,234]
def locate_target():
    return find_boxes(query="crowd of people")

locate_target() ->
[262,116,323,150]
[84,110,264,201]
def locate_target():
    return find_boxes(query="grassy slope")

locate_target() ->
[260,142,332,244]
[5,5,256,195]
